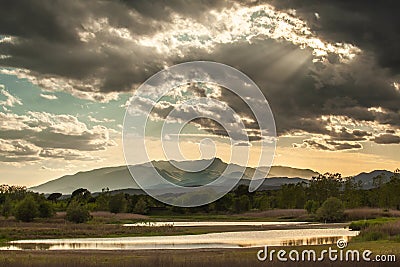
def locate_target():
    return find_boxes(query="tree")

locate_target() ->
[38,200,54,218]
[14,195,39,222]
[236,195,250,212]
[66,201,91,223]
[47,193,62,202]
[71,188,91,202]
[109,193,127,213]
[215,193,234,212]
[308,173,343,204]
[1,197,13,218]
[304,200,319,214]
[316,197,345,222]
[133,197,148,214]
[95,192,110,211]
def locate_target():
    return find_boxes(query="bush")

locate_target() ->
[316,197,345,222]
[14,195,39,222]
[304,200,319,214]
[1,198,13,218]
[66,201,91,223]
[134,198,148,214]
[109,193,127,214]
[38,201,54,218]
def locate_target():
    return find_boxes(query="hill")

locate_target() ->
[30,158,316,194]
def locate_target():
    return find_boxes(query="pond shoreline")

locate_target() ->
[2,223,358,251]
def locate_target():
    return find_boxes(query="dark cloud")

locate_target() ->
[295,139,362,151]
[268,0,400,73]
[0,0,230,93]
[192,39,400,141]
[120,0,228,22]
[0,0,399,151]
[374,134,400,144]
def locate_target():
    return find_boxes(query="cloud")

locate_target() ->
[39,148,100,161]
[39,93,58,100]
[0,111,116,161]
[269,0,400,73]
[0,1,399,151]
[0,1,359,97]
[0,85,22,107]
[88,115,115,123]
[294,138,362,151]
[373,134,400,144]
[0,139,41,162]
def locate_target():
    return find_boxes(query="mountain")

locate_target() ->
[29,158,316,194]
[30,158,394,195]
[266,166,317,179]
[351,170,394,189]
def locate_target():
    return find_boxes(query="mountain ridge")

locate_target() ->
[29,158,394,194]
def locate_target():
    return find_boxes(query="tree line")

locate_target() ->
[1,170,399,223]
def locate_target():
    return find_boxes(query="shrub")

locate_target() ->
[66,201,91,223]
[316,197,345,222]
[134,198,148,214]
[1,197,13,218]
[304,200,319,214]
[14,195,39,222]
[109,193,127,214]
[38,201,54,218]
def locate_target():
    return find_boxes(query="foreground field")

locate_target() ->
[1,208,400,266]
[1,241,399,267]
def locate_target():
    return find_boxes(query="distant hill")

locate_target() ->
[29,158,317,194]
[351,170,394,189]
[266,166,317,179]
[29,158,394,195]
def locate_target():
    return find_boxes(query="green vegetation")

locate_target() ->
[0,243,399,267]
[353,218,400,242]
[304,200,319,214]
[0,170,399,225]
[316,197,345,222]
[349,217,397,231]
[14,195,39,222]
[109,193,128,214]
[66,200,91,223]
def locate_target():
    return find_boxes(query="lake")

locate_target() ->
[0,222,359,250]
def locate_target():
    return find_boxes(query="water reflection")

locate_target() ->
[281,236,352,246]
[1,228,359,251]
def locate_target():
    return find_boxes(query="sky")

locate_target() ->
[0,0,399,187]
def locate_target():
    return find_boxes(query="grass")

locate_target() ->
[354,219,400,242]
[152,208,400,223]
[344,208,400,221]
[349,217,398,231]
[0,214,317,242]
[0,242,399,267]
[1,209,400,266]
[150,209,310,222]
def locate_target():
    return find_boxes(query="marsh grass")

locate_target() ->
[356,220,400,242]
[344,208,400,221]
[0,245,399,267]
[349,217,398,231]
